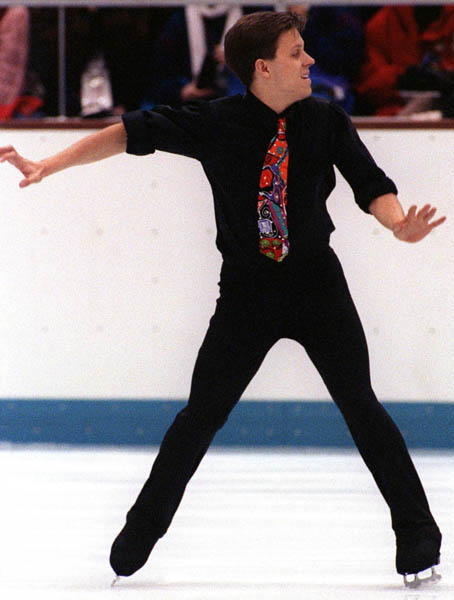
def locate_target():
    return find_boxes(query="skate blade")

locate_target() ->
[404,567,441,589]
[111,576,121,587]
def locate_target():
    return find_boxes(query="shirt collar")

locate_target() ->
[242,89,299,130]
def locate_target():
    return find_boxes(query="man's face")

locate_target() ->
[265,28,315,102]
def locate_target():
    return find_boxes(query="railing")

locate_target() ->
[1,0,450,5]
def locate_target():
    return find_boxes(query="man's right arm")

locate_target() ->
[0,122,127,188]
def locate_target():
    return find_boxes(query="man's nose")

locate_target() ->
[303,52,315,67]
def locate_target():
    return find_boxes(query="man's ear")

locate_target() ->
[255,58,271,79]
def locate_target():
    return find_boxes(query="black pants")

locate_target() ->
[129,247,439,542]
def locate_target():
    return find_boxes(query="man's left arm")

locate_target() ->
[328,103,447,242]
[369,193,446,243]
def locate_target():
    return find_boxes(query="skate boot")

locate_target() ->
[396,529,442,588]
[109,510,159,577]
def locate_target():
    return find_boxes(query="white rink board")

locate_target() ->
[0,127,453,401]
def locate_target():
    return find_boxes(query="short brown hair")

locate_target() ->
[224,11,306,88]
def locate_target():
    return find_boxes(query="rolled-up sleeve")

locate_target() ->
[329,102,397,213]
[121,101,208,161]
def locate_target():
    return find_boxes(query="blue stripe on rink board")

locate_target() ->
[0,399,453,449]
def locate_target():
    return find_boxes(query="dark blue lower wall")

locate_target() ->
[1,399,453,448]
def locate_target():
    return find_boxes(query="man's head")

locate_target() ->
[225,11,314,106]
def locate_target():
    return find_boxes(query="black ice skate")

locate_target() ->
[109,510,159,578]
[396,531,442,588]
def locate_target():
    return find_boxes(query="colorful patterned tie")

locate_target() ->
[257,117,289,262]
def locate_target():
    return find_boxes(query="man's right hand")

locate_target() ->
[0,145,45,188]
[1,124,126,186]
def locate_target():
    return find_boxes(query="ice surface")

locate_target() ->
[1,445,453,599]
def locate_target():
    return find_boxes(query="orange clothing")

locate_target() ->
[356,6,454,115]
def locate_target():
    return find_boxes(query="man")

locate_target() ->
[0,11,446,587]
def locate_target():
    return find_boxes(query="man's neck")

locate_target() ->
[248,86,295,115]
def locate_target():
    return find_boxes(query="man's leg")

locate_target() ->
[110,284,279,576]
[289,251,441,573]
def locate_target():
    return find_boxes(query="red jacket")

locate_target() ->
[356,6,454,115]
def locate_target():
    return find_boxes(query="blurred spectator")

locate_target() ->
[356,6,454,115]
[0,6,42,119]
[354,7,382,25]
[65,8,151,117]
[66,8,176,117]
[142,4,247,108]
[66,8,115,117]
[101,8,175,114]
[27,8,58,116]
[27,7,175,117]
[286,4,364,113]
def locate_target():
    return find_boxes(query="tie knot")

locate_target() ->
[277,117,286,135]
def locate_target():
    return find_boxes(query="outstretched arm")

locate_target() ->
[0,122,127,187]
[369,193,446,243]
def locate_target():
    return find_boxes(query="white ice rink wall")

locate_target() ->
[0,125,453,447]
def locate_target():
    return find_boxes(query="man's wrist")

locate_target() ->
[37,158,52,179]
[392,218,406,233]
[369,193,406,231]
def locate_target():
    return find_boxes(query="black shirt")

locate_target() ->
[122,90,397,269]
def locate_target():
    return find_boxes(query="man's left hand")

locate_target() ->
[392,204,446,243]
